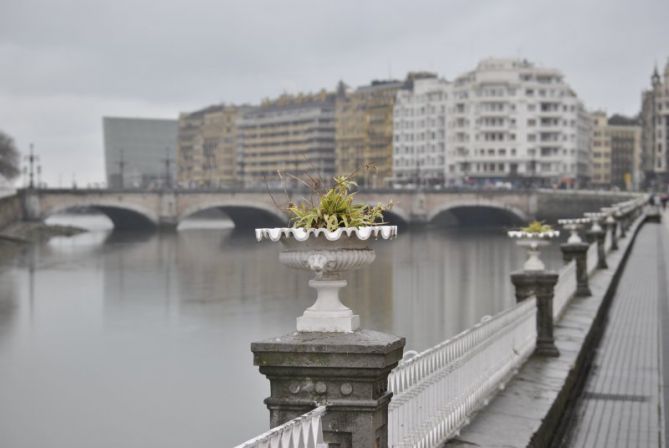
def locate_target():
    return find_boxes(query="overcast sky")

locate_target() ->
[1,0,668,187]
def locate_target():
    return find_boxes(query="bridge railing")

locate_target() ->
[233,406,328,448]
[553,259,577,320]
[387,297,537,447]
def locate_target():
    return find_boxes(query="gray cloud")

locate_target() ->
[1,0,667,186]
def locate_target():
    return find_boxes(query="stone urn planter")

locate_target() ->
[584,212,606,232]
[255,225,397,332]
[508,229,560,271]
[601,206,618,225]
[557,218,590,244]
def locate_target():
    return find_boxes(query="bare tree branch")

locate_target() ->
[0,131,20,180]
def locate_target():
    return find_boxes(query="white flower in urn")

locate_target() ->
[508,221,560,271]
[255,172,396,333]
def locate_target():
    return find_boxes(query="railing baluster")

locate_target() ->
[233,406,328,448]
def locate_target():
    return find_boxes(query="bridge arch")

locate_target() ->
[45,202,160,230]
[179,200,288,229]
[428,201,528,227]
[380,206,410,227]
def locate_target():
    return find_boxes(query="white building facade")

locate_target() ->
[447,58,591,188]
[392,76,451,187]
[640,60,669,189]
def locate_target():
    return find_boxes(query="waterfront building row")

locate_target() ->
[167,58,650,190]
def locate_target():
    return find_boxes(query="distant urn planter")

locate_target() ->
[601,207,617,224]
[255,225,397,332]
[508,229,560,271]
[584,212,606,232]
[558,218,590,244]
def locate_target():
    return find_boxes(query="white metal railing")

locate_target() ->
[387,298,537,447]
[553,259,576,320]
[587,242,598,275]
[233,406,328,448]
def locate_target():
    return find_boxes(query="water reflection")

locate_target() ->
[0,216,563,447]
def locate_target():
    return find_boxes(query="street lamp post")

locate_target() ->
[116,149,126,190]
[163,147,174,190]
[24,143,40,189]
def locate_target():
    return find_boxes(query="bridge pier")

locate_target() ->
[20,190,42,222]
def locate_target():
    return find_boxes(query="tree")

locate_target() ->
[0,131,20,180]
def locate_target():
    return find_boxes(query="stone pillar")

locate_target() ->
[510,272,535,303]
[561,244,575,263]
[510,271,560,357]
[560,242,592,297]
[252,330,405,448]
[618,214,627,238]
[606,217,618,251]
[534,272,560,356]
[586,227,607,269]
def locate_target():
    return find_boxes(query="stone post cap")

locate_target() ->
[511,269,558,282]
[252,329,406,369]
[560,241,589,253]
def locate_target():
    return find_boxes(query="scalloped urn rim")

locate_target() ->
[558,218,590,226]
[507,230,560,239]
[255,225,398,244]
[584,212,606,220]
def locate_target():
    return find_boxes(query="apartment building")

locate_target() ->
[336,80,405,187]
[608,115,641,190]
[640,60,669,189]
[589,112,642,190]
[392,74,450,187]
[176,105,247,188]
[447,58,592,187]
[591,111,611,187]
[238,91,336,188]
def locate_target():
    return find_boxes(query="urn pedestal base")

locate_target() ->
[297,279,360,332]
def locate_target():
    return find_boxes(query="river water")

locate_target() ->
[0,215,563,448]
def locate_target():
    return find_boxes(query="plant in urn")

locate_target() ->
[508,221,560,271]
[557,217,590,244]
[256,174,396,332]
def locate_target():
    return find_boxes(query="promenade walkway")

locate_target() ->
[558,218,666,447]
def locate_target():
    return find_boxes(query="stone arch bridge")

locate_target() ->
[20,188,639,231]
